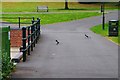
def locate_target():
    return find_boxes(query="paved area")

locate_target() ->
[10,10,119,78]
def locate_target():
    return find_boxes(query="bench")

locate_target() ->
[37,6,48,12]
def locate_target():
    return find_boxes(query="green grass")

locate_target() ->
[90,24,119,45]
[2,12,101,25]
[90,24,109,36]
[1,2,118,12]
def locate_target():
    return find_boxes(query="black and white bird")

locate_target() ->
[55,40,59,45]
[85,34,89,38]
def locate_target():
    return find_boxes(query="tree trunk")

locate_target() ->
[65,0,69,9]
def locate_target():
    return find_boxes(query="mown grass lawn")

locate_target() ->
[90,24,120,45]
[2,12,101,25]
[1,2,118,12]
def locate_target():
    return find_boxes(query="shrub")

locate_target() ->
[0,50,15,80]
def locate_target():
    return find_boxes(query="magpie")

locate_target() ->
[85,34,89,38]
[56,40,59,45]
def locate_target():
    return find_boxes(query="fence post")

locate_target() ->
[37,18,40,39]
[28,27,30,55]
[35,24,37,43]
[18,17,20,28]
[22,27,26,62]
[33,24,35,47]
[33,17,35,21]
[31,25,33,51]
[32,20,35,47]
[37,6,39,12]
[31,20,34,51]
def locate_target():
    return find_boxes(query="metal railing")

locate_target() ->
[22,18,40,62]
[1,17,35,28]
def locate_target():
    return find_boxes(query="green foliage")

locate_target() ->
[0,50,15,80]
[2,2,118,12]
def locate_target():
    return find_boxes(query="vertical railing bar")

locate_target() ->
[39,18,41,38]
[37,18,40,40]
[31,20,34,51]
[28,27,30,55]
[18,17,20,28]
[37,22,39,42]
[36,24,37,43]
[22,27,26,62]
[37,18,40,39]
[33,17,35,21]
[33,23,35,47]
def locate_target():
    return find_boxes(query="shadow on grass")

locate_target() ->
[57,8,89,10]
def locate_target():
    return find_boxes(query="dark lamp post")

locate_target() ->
[101,3,105,30]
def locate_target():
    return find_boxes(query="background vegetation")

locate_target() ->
[1,2,118,12]
[0,50,15,80]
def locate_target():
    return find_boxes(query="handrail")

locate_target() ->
[1,16,34,19]
[22,18,40,62]
[1,17,35,28]
[26,20,38,28]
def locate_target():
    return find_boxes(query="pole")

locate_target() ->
[37,18,40,38]
[31,20,34,51]
[33,17,35,21]
[28,27,30,55]
[102,3,105,30]
[22,27,26,62]
[18,17,20,28]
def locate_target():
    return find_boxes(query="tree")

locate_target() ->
[65,0,69,9]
